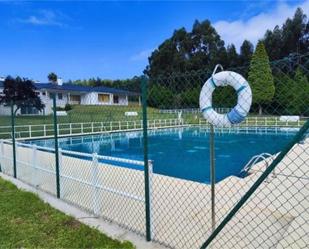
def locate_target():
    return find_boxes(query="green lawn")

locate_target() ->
[0,104,177,126]
[0,177,135,249]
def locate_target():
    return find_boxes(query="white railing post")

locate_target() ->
[127,121,129,130]
[148,160,153,239]
[29,125,32,138]
[134,121,136,129]
[44,125,47,137]
[0,140,4,165]
[110,121,113,131]
[92,153,100,215]
[81,123,84,134]
[119,121,121,130]
[91,122,94,133]
[70,123,72,135]
[59,149,63,197]
[101,122,103,132]
[32,144,38,187]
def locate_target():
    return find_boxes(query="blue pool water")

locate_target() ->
[26,127,295,183]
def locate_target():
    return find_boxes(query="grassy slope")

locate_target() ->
[0,177,135,249]
[0,105,177,126]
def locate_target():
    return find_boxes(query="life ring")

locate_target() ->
[199,67,252,127]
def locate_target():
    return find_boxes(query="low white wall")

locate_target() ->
[0,105,13,116]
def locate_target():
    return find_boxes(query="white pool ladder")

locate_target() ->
[241,153,276,180]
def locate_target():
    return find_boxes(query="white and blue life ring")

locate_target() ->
[199,69,252,127]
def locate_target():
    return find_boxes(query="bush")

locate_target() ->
[64,104,72,111]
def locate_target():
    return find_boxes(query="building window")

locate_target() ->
[98,94,110,103]
[113,95,119,104]
[20,106,39,115]
[70,95,81,104]
[58,93,63,100]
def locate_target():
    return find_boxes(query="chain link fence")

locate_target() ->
[0,53,308,249]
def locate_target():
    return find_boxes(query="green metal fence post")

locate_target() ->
[209,124,216,231]
[52,94,61,198]
[141,76,152,241]
[200,120,309,249]
[10,101,17,178]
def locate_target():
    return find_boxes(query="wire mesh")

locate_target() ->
[146,53,309,248]
[0,53,308,249]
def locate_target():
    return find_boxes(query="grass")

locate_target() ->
[0,104,307,139]
[0,104,177,126]
[0,177,135,249]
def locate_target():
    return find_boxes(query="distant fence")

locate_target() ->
[199,116,307,128]
[0,118,184,139]
[1,116,307,139]
[159,107,231,114]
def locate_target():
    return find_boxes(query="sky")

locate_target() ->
[0,0,308,82]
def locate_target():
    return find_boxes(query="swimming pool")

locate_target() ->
[26,127,295,183]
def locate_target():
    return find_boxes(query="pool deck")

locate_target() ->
[0,139,308,249]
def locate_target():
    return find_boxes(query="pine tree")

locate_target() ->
[248,41,275,115]
[294,68,309,115]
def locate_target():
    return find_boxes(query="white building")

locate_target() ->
[0,80,140,115]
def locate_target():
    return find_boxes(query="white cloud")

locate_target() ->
[214,0,309,50]
[130,48,154,61]
[15,10,67,27]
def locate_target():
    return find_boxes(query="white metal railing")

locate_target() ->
[0,139,151,212]
[0,118,185,139]
[198,116,306,128]
[159,108,231,114]
[2,116,305,139]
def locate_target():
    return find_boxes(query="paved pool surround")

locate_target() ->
[0,140,308,249]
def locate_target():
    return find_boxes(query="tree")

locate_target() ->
[263,8,308,60]
[248,41,275,115]
[0,76,45,113]
[148,85,174,108]
[294,67,309,115]
[281,8,308,56]
[145,19,227,79]
[240,40,253,65]
[48,72,58,84]
[226,44,239,67]
[274,73,296,115]
[263,26,283,60]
